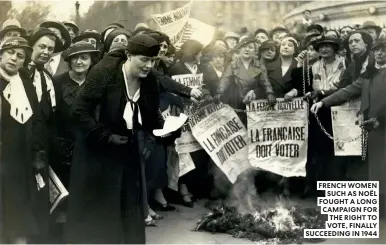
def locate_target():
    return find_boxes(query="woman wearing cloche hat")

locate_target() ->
[0,36,51,243]
[65,34,166,244]
[50,41,100,196]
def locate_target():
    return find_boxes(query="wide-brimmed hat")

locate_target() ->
[343,30,373,51]
[223,32,240,42]
[314,35,341,51]
[40,20,71,50]
[64,41,100,62]
[28,27,63,53]
[206,44,227,58]
[104,28,133,52]
[127,34,160,57]
[372,38,386,50]
[62,21,79,35]
[304,33,322,48]
[0,36,32,54]
[361,21,381,34]
[307,24,324,34]
[101,22,124,42]
[0,19,27,39]
[234,36,258,50]
[72,29,101,44]
[259,40,276,52]
[254,28,269,38]
[269,26,289,39]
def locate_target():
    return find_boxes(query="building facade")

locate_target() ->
[135,1,303,33]
[283,1,386,30]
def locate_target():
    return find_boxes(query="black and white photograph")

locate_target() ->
[0,0,385,244]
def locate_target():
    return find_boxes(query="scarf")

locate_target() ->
[0,67,33,124]
[312,55,346,90]
[30,62,56,108]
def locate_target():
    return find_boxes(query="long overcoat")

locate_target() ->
[322,67,386,217]
[65,50,164,243]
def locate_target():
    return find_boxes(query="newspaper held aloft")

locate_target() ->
[151,0,192,45]
[247,98,309,177]
[49,166,69,214]
[331,100,362,156]
[190,103,251,183]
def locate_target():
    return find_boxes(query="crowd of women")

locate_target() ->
[0,11,385,243]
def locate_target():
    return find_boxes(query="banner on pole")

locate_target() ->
[190,103,251,183]
[246,98,308,177]
[152,1,193,44]
[331,100,362,156]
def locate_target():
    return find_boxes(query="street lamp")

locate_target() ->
[75,1,80,14]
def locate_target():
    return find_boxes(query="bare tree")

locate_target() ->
[0,1,12,25]
[8,2,50,30]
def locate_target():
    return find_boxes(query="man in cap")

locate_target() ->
[0,19,27,42]
[223,31,240,50]
[39,20,71,76]
[302,9,312,26]
[361,21,381,43]
[66,34,165,243]
[269,25,290,46]
[62,20,79,40]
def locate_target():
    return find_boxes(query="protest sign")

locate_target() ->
[171,74,203,89]
[152,1,192,44]
[331,100,362,156]
[247,98,308,177]
[186,18,215,47]
[190,103,251,183]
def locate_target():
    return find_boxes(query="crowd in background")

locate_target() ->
[0,7,385,244]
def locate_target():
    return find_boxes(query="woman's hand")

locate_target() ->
[284,89,298,101]
[361,118,380,131]
[267,94,276,106]
[243,90,256,104]
[190,88,203,101]
[310,102,324,114]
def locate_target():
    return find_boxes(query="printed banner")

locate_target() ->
[152,1,193,44]
[185,18,215,47]
[247,98,309,177]
[331,100,362,156]
[171,74,203,89]
[167,147,195,191]
[190,103,251,183]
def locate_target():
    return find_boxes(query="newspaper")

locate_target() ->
[331,100,362,156]
[190,103,251,183]
[247,98,309,177]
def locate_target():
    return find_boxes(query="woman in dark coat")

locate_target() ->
[65,34,163,243]
[311,38,386,219]
[166,40,212,207]
[264,35,299,98]
[0,37,50,243]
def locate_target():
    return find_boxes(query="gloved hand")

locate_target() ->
[306,90,323,102]
[267,93,276,106]
[361,118,380,131]
[33,151,47,175]
[243,90,256,104]
[212,94,222,104]
[284,89,298,101]
[108,134,129,145]
[170,104,182,117]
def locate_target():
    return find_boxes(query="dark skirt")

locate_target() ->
[65,134,145,244]
[146,142,168,193]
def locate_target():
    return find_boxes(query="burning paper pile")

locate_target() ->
[196,201,326,244]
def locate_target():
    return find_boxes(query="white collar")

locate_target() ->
[2,72,33,124]
[122,66,140,102]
